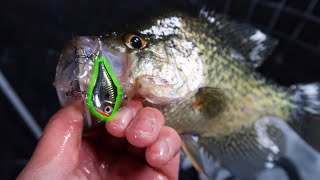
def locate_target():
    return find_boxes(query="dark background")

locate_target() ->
[0,0,319,179]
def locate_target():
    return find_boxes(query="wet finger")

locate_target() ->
[146,126,181,167]
[18,100,84,179]
[126,107,164,148]
[155,152,181,180]
[105,100,143,138]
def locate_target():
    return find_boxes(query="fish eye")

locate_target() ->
[124,34,147,50]
[104,105,113,115]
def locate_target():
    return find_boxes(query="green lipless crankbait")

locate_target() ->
[86,56,122,121]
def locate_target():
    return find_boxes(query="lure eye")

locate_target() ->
[104,105,113,115]
[124,34,147,50]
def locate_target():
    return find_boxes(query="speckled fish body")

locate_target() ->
[55,10,320,179]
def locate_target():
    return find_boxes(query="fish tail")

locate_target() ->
[291,82,320,149]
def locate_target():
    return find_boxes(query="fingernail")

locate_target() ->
[152,138,170,159]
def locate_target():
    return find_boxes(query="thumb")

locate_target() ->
[18,100,84,179]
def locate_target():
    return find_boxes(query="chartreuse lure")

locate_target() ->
[86,56,122,121]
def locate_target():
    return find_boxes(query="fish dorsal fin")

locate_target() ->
[200,9,278,68]
[180,134,210,179]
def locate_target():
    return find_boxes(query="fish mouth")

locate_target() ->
[75,37,199,105]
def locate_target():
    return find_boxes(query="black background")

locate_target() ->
[0,0,319,179]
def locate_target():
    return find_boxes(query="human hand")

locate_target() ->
[17,100,181,180]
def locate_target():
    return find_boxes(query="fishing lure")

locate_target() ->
[86,56,122,121]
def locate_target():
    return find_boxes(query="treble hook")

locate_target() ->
[66,79,86,98]
[74,48,97,64]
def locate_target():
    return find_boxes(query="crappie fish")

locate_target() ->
[54,10,320,179]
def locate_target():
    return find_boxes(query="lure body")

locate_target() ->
[86,56,122,121]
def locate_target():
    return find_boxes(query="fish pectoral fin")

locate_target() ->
[193,87,226,117]
[204,12,278,68]
[180,134,232,180]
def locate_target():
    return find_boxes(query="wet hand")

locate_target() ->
[17,100,181,180]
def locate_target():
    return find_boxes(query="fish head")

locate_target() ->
[102,15,205,104]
